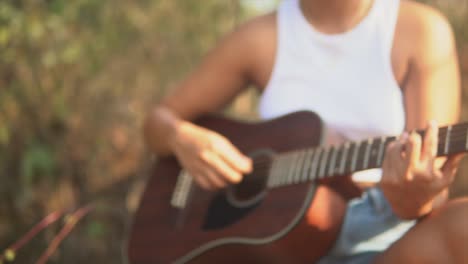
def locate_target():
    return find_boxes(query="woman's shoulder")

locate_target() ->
[398,1,454,51]
[396,1,455,65]
[220,12,278,88]
[227,12,277,50]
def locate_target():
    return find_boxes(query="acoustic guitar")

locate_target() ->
[127,111,467,263]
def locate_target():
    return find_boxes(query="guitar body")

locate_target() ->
[128,111,361,264]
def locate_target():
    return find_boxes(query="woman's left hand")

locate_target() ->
[380,121,464,219]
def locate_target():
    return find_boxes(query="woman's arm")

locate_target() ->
[144,14,276,189]
[381,2,463,219]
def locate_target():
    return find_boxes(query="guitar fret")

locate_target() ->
[301,150,311,182]
[340,143,349,174]
[286,152,298,185]
[363,139,373,170]
[310,148,322,180]
[268,156,281,187]
[292,150,304,183]
[450,124,467,153]
[363,138,373,169]
[272,155,284,187]
[274,156,286,187]
[328,147,337,176]
[444,125,452,155]
[299,149,312,182]
[285,152,297,184]
[368,139,380,168]
[294,150,306,183]
[266,158,274,187]
[274,156,284,186]
[351,142,360,172]
[318,148,330,178]
[301,149,314,182]
[277,154,290,186]
[377,137,386,167]
[286,153,297,185]
[293,151,303,183]
[333,146,343,175]
[465,126,468,151]
[272,155,282,187]
[357,142,368,171]
[292,150,301,184]
[345,143,356,174]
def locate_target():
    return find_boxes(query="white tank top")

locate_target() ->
[258,0,404,181]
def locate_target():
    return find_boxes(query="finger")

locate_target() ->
[421,120,438,162]
[428,154,464,191]
[381,142,396,186]
[214,138,252,173]
[405,131,422,179]
[198,167,226,189]
[201,150,243,184]
[394,136,409,177]
[192,172,213,190]
[194,151,228,190]
[398,132,410,165]
[382,141,404,185]
[429,168,454,191]
[441,154,465,175]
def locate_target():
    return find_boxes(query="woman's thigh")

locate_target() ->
[373,198,468,264]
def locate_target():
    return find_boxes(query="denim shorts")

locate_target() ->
[317,187,416,264]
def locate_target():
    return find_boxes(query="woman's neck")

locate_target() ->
[300,0,374,34]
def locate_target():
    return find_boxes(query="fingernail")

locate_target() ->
[429,120,438,129]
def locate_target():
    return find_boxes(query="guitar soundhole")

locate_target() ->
[202,149,274,230]
[226,149,274,208]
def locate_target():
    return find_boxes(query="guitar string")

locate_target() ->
[249,125,468,177]
[251,126,468,164]
[255,126,467,164]
[249,136,468,187]
[174,127,468,197]
[250,135,468,169]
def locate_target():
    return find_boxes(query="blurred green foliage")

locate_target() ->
[21,143,55,185]
[0,0,241,263]
[85,221,106,239]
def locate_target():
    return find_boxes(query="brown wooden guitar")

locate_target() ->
[127,111,467,264]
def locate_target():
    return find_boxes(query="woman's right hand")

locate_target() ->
[169,121,253,190]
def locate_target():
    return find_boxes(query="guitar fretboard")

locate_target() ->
[266,123,468,188]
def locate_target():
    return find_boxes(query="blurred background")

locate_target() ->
[0,0,467,263]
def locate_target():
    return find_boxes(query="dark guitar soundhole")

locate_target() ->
[227,149,274,206]
[202,149,275,231]
[202,193,260,230]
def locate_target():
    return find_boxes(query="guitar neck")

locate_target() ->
[266,123,468,188]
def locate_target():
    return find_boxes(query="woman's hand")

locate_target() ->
[169,121,252,190]
[380,121,464,219]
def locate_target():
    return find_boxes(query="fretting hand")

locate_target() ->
[380,121,464,219]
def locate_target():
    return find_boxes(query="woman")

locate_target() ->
[144,0,468,262]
